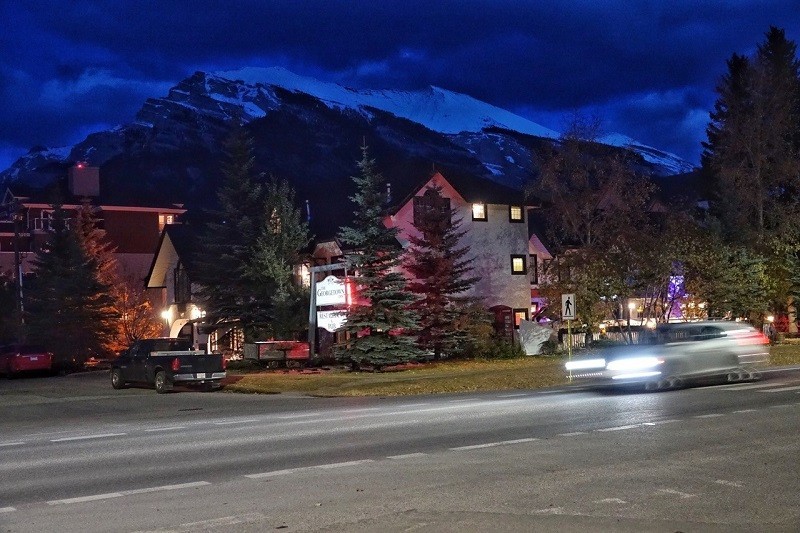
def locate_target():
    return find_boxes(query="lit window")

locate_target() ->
[511,255,526,275]
[158,214,175,231]
[472,203,487,221]
[509,205,524,222]
[513,308,529,328]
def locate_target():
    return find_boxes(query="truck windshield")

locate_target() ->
[151,340,192,352]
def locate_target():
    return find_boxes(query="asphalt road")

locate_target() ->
[1,369,799,532]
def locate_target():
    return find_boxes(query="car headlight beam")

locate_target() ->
[565,358,606,371]
[606,356,663,372]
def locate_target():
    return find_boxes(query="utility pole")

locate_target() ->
[11,199,24,336]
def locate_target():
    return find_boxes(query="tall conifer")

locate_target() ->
[336,146,420,369]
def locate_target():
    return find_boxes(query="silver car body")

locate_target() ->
[565,321,769,390]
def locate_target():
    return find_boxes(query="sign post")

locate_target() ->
[562,293,576,381]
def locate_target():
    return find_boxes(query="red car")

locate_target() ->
[1,344,54,378]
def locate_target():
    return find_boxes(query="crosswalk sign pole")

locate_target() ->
[562,293,576,382]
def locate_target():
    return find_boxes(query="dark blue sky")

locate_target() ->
[2,1,799,171]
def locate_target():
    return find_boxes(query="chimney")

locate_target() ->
[68,163,100,197]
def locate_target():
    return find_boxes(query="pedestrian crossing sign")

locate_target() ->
[562,293,576,320]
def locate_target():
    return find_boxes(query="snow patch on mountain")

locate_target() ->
[213,67,560,138]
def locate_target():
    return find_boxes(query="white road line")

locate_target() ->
[558,431,587,437]
[50,433,127,442]
[212,418,259,425]
[245,468,300,479]
[596,424,640,432]
[650,419,680,425]
[316,459,374,469]
[48,492,124,505]
[276,413,320,419]
[0,507,16,513]
[144,426,187,432]
[47,481,212,505]
[134,512,266,533]
[536,390,563,394]
[655,488,696,499]
[769,404,793,409]
[123,481,210,495]
[497,393,529,398]
[0,441,25,447]
[450,438,538,451]
[714,479,743,488]
[693,414,724,419]
[387,453,428,460]
[448,399,470,403]
[733,409,757,413]
[341,408,382,413]
[595,498,627,504]
[761,385,800,393]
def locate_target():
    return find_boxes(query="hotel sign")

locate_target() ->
[317,310,347,332]
[316,275,347,306]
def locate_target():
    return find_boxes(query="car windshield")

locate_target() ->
[151,340,192,352]
[18,345,47,354]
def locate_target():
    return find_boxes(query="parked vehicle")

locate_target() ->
[0,344,54,378]
[110,338,226,393]
[565,321,770,391]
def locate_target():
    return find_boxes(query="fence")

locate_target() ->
[558,329,642,350]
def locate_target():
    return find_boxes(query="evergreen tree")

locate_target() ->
[195,127,268,341]
[405,184,480,359]
[25,202,117,368]
[245,177,312,339]
[336,145,420,369]
[702,26,800,246]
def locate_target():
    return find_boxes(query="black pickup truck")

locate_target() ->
[110,338,227,393]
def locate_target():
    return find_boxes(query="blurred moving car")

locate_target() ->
[565,321,769,391]
[0,344,54,378]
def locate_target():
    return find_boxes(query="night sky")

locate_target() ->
[2,1,799,171]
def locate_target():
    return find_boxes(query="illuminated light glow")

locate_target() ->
[606,356,662,371]
[565,358,606,371]
[611,371,662,380]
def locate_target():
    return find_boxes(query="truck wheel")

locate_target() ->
[154,371,172,394]
[110,368,127,389]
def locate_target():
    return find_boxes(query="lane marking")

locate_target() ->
[558,431,587,437]
[135,512,266,533]
[448,399,470,403]
[276,413,320,419]
[733,409,757,413]
[761,385,800,393]
[532,507,565,515]
[387,453,428,460]
[536,390,563,394]
[693,414,724,419]
[212,418,259,425]
[497,393,529,398]
[145,426,187,432]
[769,404,793,409]
[596,424,640,432]
[317,459,374,469]
[651,419,680,425]
[0,441,25,447]
[595,498,627,504]
[341,408,382,413]
[655,488,696,499]
[245,468,300,479]
[0,507,16,513]
[47,481,212,505]
[50,433,127,442]
[124,481,210,495]
[714,479,743,488]
[450,438,538,451]
[48,492,124,505]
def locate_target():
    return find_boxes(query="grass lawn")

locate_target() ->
[224,344,800,398]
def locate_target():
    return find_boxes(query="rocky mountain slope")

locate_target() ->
[0,67,694,233]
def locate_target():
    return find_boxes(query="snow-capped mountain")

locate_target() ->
[0,67,694,227]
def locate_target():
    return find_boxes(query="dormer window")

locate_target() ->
[509,205,524,223]
[158,214,175,231]
[472,202,487,221]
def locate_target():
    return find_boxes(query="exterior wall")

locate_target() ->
[388,174,531,313]
[102,210,164,253]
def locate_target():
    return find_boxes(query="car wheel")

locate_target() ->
[154,371,172,394]
[5,363,14,379]
[110,368,126,389]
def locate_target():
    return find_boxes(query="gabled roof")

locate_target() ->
[145,224,198,288]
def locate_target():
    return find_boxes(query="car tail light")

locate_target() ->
[171,357,181,372]
[735,331,769,346]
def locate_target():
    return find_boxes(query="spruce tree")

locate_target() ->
[195,127,268,341]
[245,177,312,339]
[336,146,420,369]
[405,184,480,359]
[25,202,117,368]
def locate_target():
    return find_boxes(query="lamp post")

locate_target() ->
[627,301,635,343]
